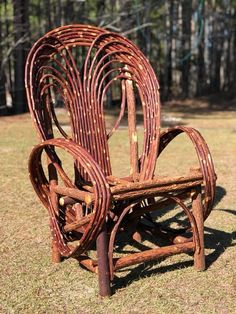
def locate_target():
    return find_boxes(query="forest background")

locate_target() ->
[0,0,236,115]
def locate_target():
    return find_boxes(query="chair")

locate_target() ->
[25,24,216,297]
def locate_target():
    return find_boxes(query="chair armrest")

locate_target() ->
[28,138,111,257]
[158,126,216,220]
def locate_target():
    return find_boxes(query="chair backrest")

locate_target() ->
[25,25,160,182]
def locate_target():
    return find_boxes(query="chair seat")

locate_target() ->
[57,169,204,234]
[110,170,203,201]
[54,169,203,206]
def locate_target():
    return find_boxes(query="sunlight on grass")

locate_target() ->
[0,110,236,313]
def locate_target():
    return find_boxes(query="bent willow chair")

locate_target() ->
[25,25,216,296]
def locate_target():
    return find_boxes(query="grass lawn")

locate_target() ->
[0,106,236,313]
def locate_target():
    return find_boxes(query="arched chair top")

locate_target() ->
[25,24,161,181]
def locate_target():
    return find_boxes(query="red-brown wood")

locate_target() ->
[114,242,195,270]
[192,186,206,271]
[25,24,216,297]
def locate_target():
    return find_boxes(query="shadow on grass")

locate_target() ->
[75,185,234,293]
[112,226,236,293]
[111,185,236,292]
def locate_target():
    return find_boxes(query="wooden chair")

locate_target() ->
[25,24,216,297]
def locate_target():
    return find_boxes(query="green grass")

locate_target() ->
[0,109,236,313]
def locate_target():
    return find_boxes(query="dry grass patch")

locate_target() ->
[0,109,236,313]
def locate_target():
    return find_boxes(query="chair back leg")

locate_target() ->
[192,186,205,271]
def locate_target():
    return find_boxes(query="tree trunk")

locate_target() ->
[0,6,7,115]
[97,0,106,26]
[230,8,236,97]
[12,0,30,114]
[45,0,52,30]
[119,0,133,33]
[163,0,174,100]
[5,0,13,100]
[181,0,192,98]
[210,5,223,93]
[56,0,62,26]
[196,0,206,96]
[65,0,75,24]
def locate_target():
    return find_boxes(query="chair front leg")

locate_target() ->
[96,224,111,297]
[48,160,62,263]
[52,241,62,263]
[192,185,205,271]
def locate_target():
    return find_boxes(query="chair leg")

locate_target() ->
[52,241,62,263]
[96,224,111,297]
[192,186,205,271]
[48,162,61,263]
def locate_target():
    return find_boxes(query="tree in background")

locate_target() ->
[0,3,7,114]
[12,0,29,113]
[0,0,236,115]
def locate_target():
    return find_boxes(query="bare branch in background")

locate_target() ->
[122,22,154,36]
[0,34,29,77]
